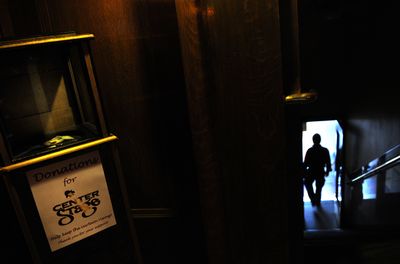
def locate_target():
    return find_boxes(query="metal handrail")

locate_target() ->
[349,154,400,185]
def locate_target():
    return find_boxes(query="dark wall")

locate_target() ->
[341,0,400,230]
[5,0,398,262]
[0,1,205,263]
[342,0,399,170]
[295,0,398,117]
[285,0,400,231]
[2,0,298,263]
[345,113,400,173]
[36,0,194,211]
[0,0,40,37]
[285,0,399,162]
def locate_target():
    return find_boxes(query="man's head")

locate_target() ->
[312,133,321,144]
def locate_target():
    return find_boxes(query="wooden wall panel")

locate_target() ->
[4,0,41,36]
[176,0,288,263]
[175,2,229,264]
[0,0,14,37]
[0,0,43,38]
[34,0,196,210]
[8,0,206,263]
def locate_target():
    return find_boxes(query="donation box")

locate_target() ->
[0,33,142,264]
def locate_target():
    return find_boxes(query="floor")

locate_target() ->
[303,170,341,230]
[304,200,340,230]
[303,201,362,264]
[302,174,400,264]
[302,175,351,263]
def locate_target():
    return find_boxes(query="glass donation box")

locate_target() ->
[0,34,142,264]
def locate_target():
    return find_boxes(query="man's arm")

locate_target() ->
[304,149,310,169]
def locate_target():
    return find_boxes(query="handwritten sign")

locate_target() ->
[26,151,116,251]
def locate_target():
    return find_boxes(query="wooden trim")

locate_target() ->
[131,208,175,219]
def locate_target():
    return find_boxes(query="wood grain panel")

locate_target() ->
[175,1,229,264]
[209,2,287,263]
[32,1,206,263]
[176,0,288,263]
[34,0,195,210]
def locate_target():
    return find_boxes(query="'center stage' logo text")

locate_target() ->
[53,190,101,226]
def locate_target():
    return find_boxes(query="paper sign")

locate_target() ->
[26,151,117,252]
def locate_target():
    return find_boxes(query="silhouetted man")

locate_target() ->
[304,133,332,206]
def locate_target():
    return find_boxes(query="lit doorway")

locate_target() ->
[302,120,343,230]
